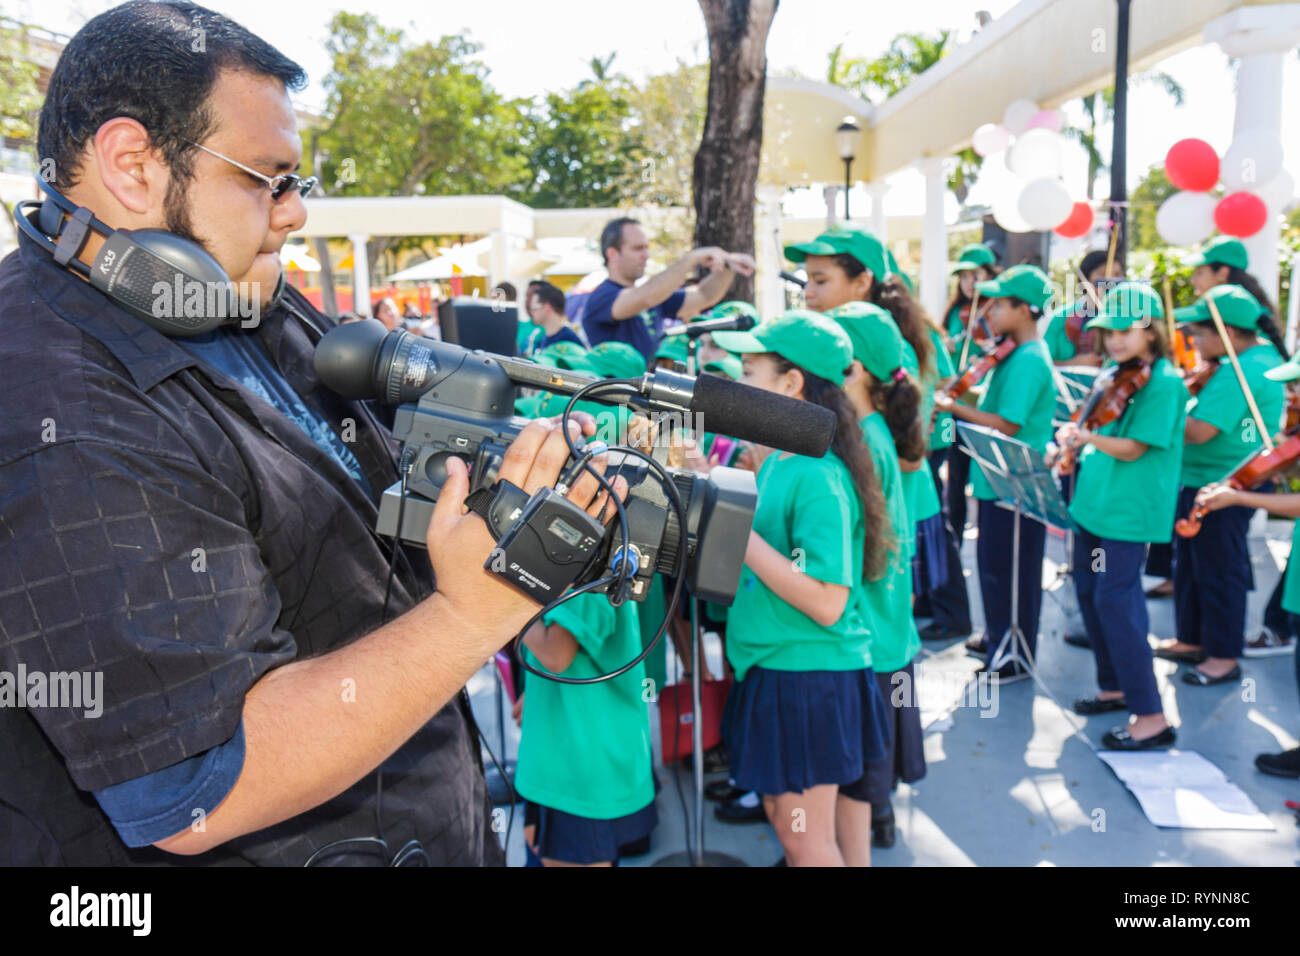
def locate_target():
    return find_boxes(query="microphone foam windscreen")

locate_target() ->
[689,373,836,458]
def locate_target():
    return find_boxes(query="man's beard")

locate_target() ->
[163,176,202,244]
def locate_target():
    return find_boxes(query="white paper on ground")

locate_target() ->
[1097,749,1274,830]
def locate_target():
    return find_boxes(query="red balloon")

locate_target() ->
[1214,191,1268,237]
[1166,138,1220,191]
[1053,201,1094,238]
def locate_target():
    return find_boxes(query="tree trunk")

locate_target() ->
[692,0,778,305]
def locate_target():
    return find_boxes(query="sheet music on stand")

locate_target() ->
[956,423,1075,531]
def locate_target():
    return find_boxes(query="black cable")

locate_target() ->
[511,379,689,686]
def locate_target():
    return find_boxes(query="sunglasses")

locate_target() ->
[186,140,318,201]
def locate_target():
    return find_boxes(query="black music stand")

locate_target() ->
[958,424,1074,677]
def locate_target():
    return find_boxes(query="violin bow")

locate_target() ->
[1103,210,1121,278]
[957,288,981,372]
[1204,293,1275,452]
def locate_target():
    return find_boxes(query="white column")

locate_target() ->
[822,185,840,230]
[348,233,371,316]
[1206,5,1300,305]
[489,229,509,290]
[756,185,784,318]
[864,182,890,240]
[915,157,948,323]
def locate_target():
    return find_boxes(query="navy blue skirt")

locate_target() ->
[530,799,658,866]
[724,666,889,797]
[912,512,949,595]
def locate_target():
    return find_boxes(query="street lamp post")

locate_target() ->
[835,116,860,222]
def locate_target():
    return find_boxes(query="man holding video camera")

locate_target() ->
[0,0,623,865]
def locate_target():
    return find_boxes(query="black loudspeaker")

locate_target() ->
[437,296,520,357]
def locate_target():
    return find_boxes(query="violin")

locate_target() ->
[1183,361,1217,397]
[1286,383,1300,432]
[943,334,1016,401]
[1175,428,1300,537]
[1064,306,1100,357]
[1057,359,1153,475]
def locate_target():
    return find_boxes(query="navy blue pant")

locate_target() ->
[945,445,972,535]
[1072,529,1162,715]
[926,448,973,632]
[1171,486,1253,659]
[976,500,1047,665]
[1145,541,1173,579]
[1262,553,1300,637]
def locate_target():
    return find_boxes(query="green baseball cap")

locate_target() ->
[1084,281,1164,331]
[1265,353,1300,382]
[885,249,915,293]
[1191,236,1249,271]
[713,308,854,385]
[587,341,647,379]
[951,242,997,274]
[975,264,1054,312]
[785,227,888,284]
[654,335,691,364]
[1173,284,1266,329]
[702,355,743,380]
[535,341,598,374]
[824,301,906,383]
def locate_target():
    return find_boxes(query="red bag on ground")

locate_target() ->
[658,678,730,765]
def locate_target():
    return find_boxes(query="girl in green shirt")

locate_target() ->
[713,309,892,867]
[826,302,929,850]
[1053,282,1186,750]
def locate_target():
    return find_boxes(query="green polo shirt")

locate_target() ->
[1283,521,1300,616]
[898,340,942,523]
[928,326,956,451]
[860,412,921,672]
[515,591,653,820]
[725,450,872,682]
[1181,345,1285,488]
[1043,300,1086,363]
[971,339,1056,501]
[1068,358,1189,542]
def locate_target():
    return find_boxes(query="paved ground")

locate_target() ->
[470,515,1300,867]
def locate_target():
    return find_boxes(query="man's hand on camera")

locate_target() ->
[426,416,628,640]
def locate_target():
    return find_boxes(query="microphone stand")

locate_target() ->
[654,334,745,867]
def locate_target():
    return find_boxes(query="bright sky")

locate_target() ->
[4,0,1297,221]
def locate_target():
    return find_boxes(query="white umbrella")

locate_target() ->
[386,255,488,282]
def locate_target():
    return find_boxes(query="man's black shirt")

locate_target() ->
[0,232,503,865]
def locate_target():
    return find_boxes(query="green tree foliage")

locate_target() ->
[311,14,529,201]
[826,30,979,200]
[1063,74,1185,200]
[0,22,43,142]
[518,75,644,209]
[1127,165,1178,253]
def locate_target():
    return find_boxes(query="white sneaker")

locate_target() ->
[1243,627,1295,658]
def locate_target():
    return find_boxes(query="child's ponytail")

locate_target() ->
[869,368,926,462]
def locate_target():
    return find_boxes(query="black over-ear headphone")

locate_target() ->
[15,177,284,337]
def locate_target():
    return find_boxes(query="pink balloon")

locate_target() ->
[1166,139,1220,192]
[1214,191,1268,237]
[1053,202,1095,239]
[1026,109,1063,133]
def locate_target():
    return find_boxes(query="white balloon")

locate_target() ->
[1018,177,1074,231]
[1254,168,1296,210]
[993,183,1033,233]
[1008,128,1063,180]
[1155,191,1217,246]
[1002,99,1039,136]
[972,123,1010,157]
[1221,130,1284,190]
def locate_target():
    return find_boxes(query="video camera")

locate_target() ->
[313,320,836,609]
